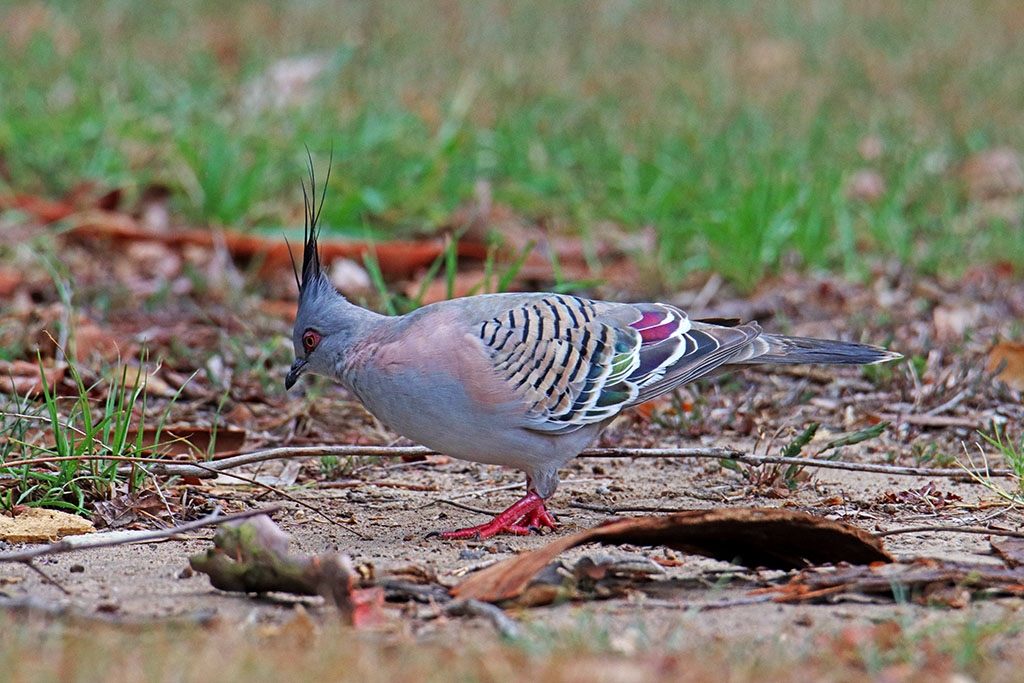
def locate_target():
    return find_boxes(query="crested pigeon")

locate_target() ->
[285,180,901,540]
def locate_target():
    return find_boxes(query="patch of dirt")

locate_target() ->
[1,453,1021,643]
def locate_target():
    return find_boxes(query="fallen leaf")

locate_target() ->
[124,426,247,457]
[9,192,76,222]
[64,215,490,281]
[74,318,127,363]
[106,364,173,397]
[0,267,23,297]
[452,508,892,603]
[253,460,303,488]
[631,396,679,422]
[92,490,175,529]
[987,341,1024,391]
[878,483,962,511]
[0,360,66,398]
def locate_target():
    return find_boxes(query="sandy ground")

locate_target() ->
[3,444,1022,652]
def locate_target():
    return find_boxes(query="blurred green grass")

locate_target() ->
[2,1,1023,289]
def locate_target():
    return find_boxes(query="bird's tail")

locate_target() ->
[738,334,902,366]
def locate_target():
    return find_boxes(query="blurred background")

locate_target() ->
[2,1,1023,291]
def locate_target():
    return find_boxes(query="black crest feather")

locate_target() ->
[289,147,332,297]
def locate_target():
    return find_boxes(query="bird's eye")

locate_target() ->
[302,330,322,353]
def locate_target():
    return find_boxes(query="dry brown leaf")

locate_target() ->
[987,341,1024,391]
[0,507,95,543]
[0,267,24,297]
[878,483,962,511]
[124,427,247,457]
[7,192,76,222]
[74,318,127,363]
[107,364,174,397]
[0,360,66,397]
[64,215,490,282]
[452,508,892,603]
[92,490,175,529]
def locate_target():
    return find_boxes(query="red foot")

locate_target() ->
[436,492,557,540]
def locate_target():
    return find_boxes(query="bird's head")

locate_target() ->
[285,157,350,390]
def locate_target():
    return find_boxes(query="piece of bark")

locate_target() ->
[453,508,892,603]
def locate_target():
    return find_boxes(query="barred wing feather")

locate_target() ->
[477,296,760,433]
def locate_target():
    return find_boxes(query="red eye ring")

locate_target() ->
[302,330,321,352]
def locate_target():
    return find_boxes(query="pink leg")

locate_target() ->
[435,491,557,540]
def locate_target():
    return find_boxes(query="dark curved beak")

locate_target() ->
[285,358,308,390]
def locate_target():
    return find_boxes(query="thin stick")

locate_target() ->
[443,482,525,501]
[436,499,501,516]
[570,501,690,514]
[149,445,436,476]
[0,452,367,539]
[0,505,278,564]
[146,444,1017,480]
[877,525,1024,539]
[320,480,439,492]
[582,447,1015,479]
[444,599,520,639]
[184,460,370,540]
[25,562,70,595]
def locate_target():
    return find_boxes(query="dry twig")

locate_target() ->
[0,505,279,564]
[147,444,1017,481]
[877,525,1024,539]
